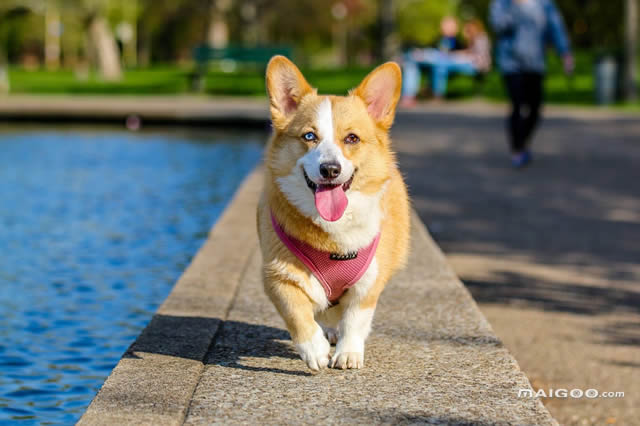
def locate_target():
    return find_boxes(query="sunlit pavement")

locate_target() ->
[394,104,640,425]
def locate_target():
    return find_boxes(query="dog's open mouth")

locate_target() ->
[303,168,355,222]
[303,169,354,192]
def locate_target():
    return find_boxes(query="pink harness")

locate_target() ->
[271,213,380,304]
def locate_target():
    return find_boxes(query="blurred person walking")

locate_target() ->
[490,0,573,168]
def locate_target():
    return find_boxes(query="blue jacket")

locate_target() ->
[490,0,571,74]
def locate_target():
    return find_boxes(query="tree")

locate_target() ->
[44,2,61,70]
[395,0,455,47]
[0,48,8,94]
[0,4,32,93]
[624,0,638,101]
[207,0,230,48]
[136,0,209,64]
[377,0,396,61]
[55,0,122,80]
[87,11,121,80]
[81,1,122,80]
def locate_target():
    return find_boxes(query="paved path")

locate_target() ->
[79,168,553,425]
[392,106,640,426]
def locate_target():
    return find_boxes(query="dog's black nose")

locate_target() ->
[319,162,341,179]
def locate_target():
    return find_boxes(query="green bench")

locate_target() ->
[190,45,293,92]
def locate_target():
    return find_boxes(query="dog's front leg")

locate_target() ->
[330,301,375,369]
[329,259,383,370]
[265,278,330,371]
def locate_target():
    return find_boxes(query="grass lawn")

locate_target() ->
[446,51,636,106]
[5,66,372,97]
[5,52,639,109]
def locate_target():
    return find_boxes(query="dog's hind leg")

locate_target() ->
[316,305,343,345]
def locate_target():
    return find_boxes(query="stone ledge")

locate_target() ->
[1,96,637,127]
[0,95,269,127]
[78,166,555,425]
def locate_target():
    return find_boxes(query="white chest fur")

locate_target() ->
[277,168,387,253]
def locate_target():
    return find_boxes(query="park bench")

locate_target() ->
[190,45,293,92]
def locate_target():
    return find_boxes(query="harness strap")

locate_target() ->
[270,212,380,303]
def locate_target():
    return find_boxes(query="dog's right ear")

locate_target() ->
[266,55,313,128]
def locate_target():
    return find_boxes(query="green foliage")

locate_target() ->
[395,0,456,46]
[555,0,624,50]
[458,0,627,50]
[8,51,638,110]
[4,11,43,62]
[7,67,191,94]
[445,51,606,105]
[0,0,635,77]
[5,66,371,96]
[136,0,209,63]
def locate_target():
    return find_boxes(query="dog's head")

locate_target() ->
[265,56,401,223]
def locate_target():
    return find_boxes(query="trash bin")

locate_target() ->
[594,55,618,105]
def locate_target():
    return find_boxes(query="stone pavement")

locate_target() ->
[78,167,554,425]
[392,106,640,425]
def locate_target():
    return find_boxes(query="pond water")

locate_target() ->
[0,127,264,425]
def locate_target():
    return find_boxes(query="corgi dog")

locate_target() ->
[257,56,410,371]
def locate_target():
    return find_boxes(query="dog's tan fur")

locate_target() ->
[257,56,410,370]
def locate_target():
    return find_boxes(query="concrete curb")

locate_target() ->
[78,167,263,425]
[0,95,637,127]
[0,96,269,127]
[79,165,556,425]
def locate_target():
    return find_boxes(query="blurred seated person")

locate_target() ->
[436,16,464,52]
[401,19,491,106]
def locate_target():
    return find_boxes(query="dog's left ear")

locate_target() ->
[354,62,402,129]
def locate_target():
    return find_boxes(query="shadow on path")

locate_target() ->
[122,314,307,375]
[394,112,640,345]
[464,272,640,315]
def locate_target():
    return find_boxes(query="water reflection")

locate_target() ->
[0,128,263,424]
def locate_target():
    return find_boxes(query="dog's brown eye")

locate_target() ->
[345,133,360,144]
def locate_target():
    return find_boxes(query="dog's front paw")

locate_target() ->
[330,351,364,369]
[296,327,330,371]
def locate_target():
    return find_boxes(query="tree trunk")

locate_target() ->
[377,0,396,62]
[624,0,638,101]
[45,4,61,70]
[0,63,9,94]
[121,0,138,68]
[88,14,122,81]
[0,40,8,93]
[137,19,151,68]
[207,0,229,48]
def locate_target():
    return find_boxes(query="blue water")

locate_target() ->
[0,127,263,425]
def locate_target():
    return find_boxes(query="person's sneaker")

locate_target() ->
[511,150,532,168]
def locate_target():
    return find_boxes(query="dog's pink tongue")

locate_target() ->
[314,185,348,222]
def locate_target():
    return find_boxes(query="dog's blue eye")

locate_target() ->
[302,132,317,142]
